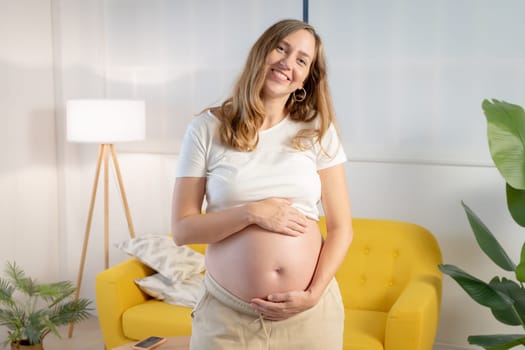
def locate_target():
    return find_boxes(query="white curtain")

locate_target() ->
[311,0,525,164]
[53,0,302,153]
[54,0,525,164]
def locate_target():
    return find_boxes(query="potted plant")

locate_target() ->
[0,261,92,349]
[439,99,525,349]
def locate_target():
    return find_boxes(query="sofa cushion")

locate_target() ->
[343,309,387,350]
[116,234,205,282]
[122,300,193,340]
[134,272,203,308]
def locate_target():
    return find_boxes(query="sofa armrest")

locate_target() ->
[95,257,155,350]
[385,275,441,350]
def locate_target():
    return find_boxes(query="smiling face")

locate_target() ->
[262,29,316,103]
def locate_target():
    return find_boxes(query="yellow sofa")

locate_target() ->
[96,218,442,350]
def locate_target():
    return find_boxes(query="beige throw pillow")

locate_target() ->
[116,234,205,282]
[134,272,203,308]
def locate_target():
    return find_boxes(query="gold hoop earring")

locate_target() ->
[293,88,307,102]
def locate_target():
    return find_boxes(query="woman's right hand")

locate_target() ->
[247,198,307,236]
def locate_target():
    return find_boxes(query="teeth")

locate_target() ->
[273,69,288,80]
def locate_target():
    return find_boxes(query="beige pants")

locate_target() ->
[190,273,344,350]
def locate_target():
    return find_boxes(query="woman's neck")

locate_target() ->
[261,97,288,130]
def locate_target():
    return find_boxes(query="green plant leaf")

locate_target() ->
[0,278,15,305]
[516,242,525,282]
[462,201,515,271]
[38,281,75,306]
[438,264,513,309]
[488,277,525,326]
[516,264,525,283]
[5,261,37,296]
[48,299,93,326]
[0,261,92,345]
[507,183,525,227]
[482,99,525,190]
[25,311,47,344]
[468,334,525,350]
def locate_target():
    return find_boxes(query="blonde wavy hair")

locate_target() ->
[216,19,336,152]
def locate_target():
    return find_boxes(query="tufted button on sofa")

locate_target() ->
[96,218,442,350]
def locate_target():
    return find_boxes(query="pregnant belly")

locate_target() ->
[205,220,323,301]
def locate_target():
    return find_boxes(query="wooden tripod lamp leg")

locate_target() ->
[68,144,138,338]
[110,144,136,238]
[68,144,104,338]
[103,145,110,269]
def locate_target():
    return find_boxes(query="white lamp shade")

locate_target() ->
[67,99,146,143]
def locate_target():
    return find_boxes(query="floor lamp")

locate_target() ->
[66,99,146,337]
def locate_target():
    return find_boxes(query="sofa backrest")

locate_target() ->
[327,218,442,312]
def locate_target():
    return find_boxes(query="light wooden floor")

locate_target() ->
[44,315,105,350]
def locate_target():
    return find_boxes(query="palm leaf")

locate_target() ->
[48,299,92,326]
[0,308,22,330]
[41,316,61,339]
[0,278,15,305]
[4,261,36,296]
[462,201,515,271]
[0,261,93,345]
[25,311,47,345]
[37,281,75,306]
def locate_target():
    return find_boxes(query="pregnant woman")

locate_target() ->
[171,19,353,350]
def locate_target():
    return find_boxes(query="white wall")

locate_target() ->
[0,2,59,280]
[2,1,525,349]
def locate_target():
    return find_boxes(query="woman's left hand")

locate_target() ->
[250,290,318,321]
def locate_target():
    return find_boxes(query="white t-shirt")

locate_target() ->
[176,110,347,220]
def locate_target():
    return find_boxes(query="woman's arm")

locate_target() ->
[308,163,353,298]
[250,163,353,319]
[171,177,250,245]
[171,177,308,245]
